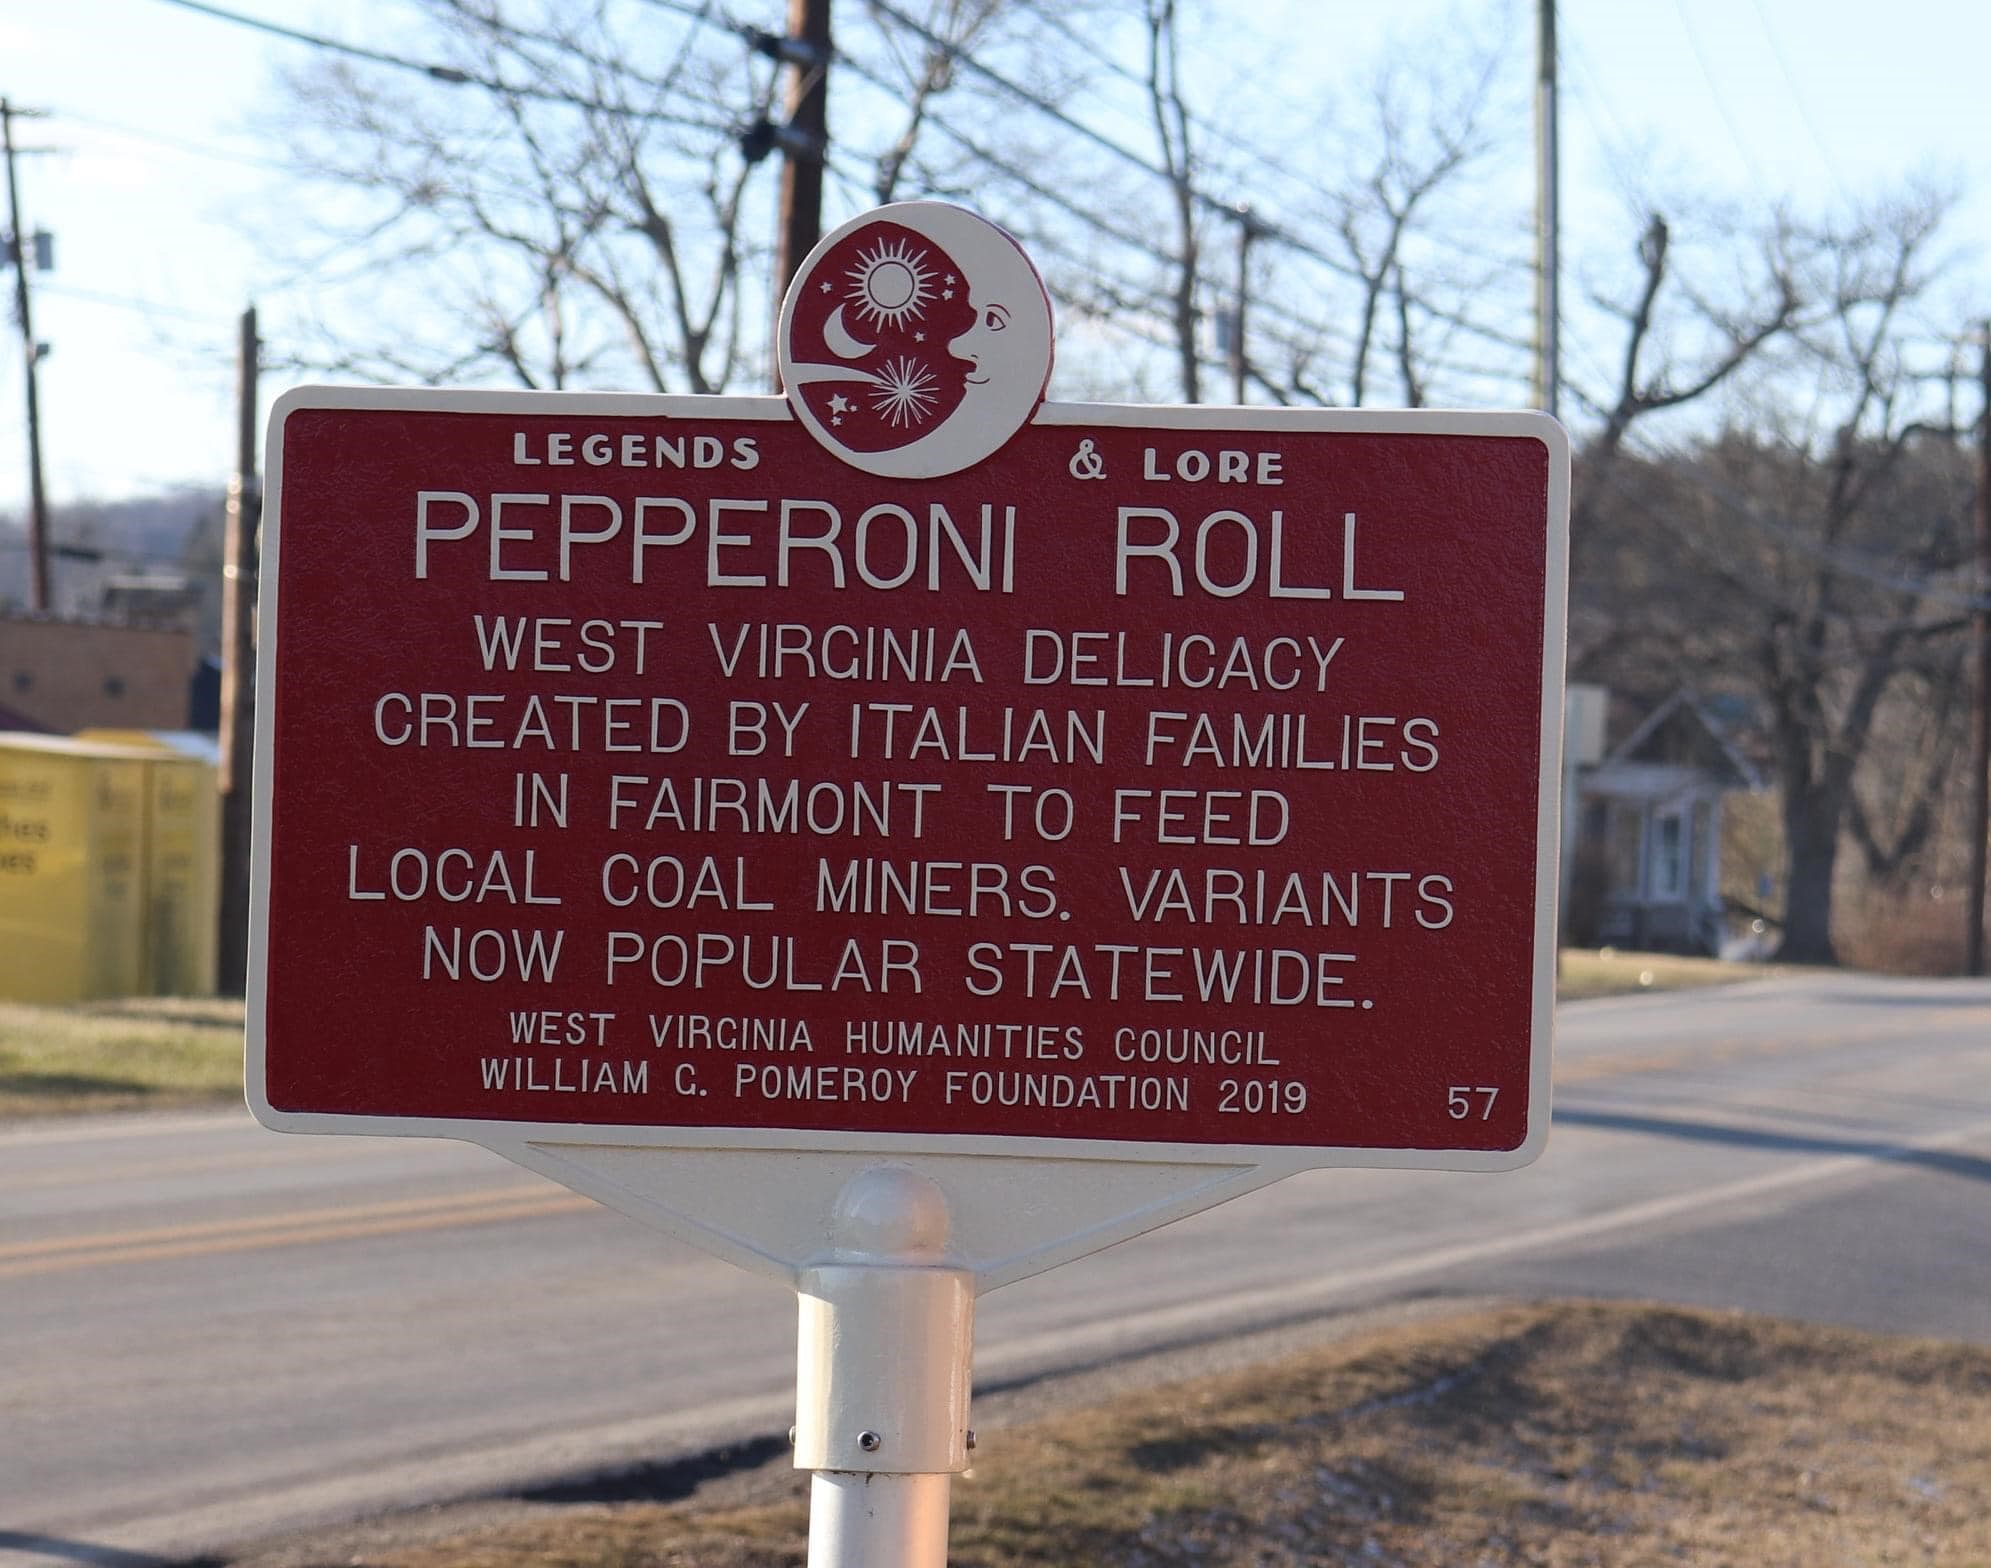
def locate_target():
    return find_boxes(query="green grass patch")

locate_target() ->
[0,996,245,1116]
[319,1301,1991,1568]
[1557,947,1774,1000]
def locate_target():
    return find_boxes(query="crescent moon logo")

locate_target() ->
[821,305,876,361]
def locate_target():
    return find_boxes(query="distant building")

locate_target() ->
[1566,689,1765,955]
[0,611,203,734]
[98,573,203,629]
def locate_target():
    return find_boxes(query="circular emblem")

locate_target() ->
[778,202,1055,479]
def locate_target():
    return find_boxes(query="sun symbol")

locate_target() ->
[869,356,940,427]
[846,238,934,330]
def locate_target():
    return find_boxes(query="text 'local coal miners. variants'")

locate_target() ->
[252,203,1567,1160]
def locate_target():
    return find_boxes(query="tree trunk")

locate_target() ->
[1776,791,1842,965]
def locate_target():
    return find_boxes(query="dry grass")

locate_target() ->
[0,996,244,1115]
[1839,885,1971,976]
[324,1301,1991,1568]
[1556,947,1773,1001]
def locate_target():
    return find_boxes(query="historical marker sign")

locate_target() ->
[248,203,1567,1172]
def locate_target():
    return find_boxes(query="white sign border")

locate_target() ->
[246,385,1569,1179]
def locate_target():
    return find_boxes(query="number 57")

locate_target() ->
[1447,1086,1499,1120]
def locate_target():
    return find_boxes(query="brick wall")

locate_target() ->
[0,613,200,733]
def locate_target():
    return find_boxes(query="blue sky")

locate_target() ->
[3,0,1989,509]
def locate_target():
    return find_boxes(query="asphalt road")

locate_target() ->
[5,971,1990,1564]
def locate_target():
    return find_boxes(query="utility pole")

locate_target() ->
[218,306,261,995]
[1967,329,1990,976]
[1533,0,1560,419]
[1229,207,1256,405]
[2,98,50,611]
[772,0,832,378]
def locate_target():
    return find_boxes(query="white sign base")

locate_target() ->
[490,1138,1283,1290]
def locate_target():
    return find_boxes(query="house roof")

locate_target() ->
[1596,689,1763,791]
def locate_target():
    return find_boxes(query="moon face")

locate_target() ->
[779,202,1054,479]
[821,305,876,361]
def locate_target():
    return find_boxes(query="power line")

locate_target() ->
[820,32,1409,367]
[832,55,1169,267]
[850,0,1375,288]
[1024,5,1329,214]
[658,0,1517,283]
[40,105,294,173]
[1561,31,1652,212]
[433,0,737,123]
[190,0,1528,409]
[150,0,738,132]
[1031,0,1532,285]
[39,282,237,325]
[630,0,1538,394]
[1745,0,1853,203]
[1669,0,1774,206]
[853,3,1535,389]
[649,1,1318,362]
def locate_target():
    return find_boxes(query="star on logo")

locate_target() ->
[941,288,955,300]
[914,331,925,342]
[819,281,832,292]
[870,356,939,427]
[828,393,851,414]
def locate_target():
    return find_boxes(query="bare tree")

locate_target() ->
[1331,53,1500,408]
[1141,0,1200,401]
[272,0,1102,395]
[1220,18,1523,413]
[264,0,1547,417]
[1749,197,1973,962]
[866,0,1019,204]
[273,4,773,394]
[1563,205,1803,605]
[1573,191,1975,965]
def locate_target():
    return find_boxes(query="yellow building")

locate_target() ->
[0,732,220,1003]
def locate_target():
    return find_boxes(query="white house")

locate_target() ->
[1567,689,1764,954]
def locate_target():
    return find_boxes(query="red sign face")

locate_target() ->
[251,397,1565,1164]
[249,206,1567,1169]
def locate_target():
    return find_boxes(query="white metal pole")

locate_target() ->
[807,1472,952,1566]
[795,1166,975,1568]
